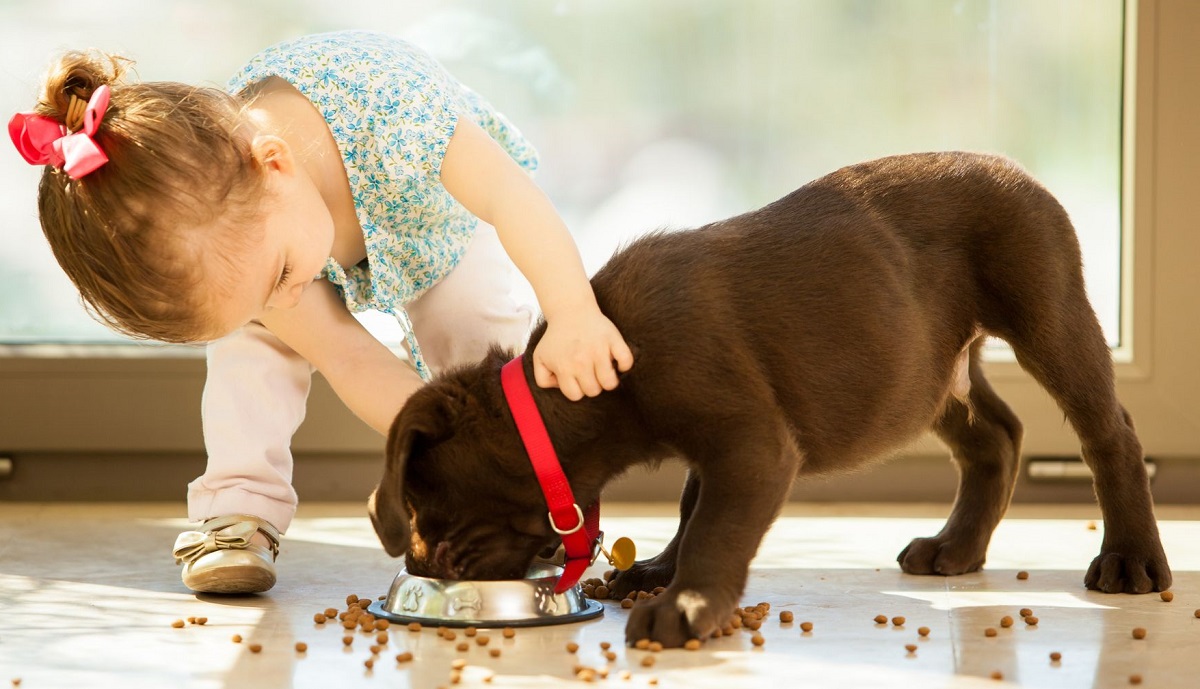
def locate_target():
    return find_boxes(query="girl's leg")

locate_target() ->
[187,320,314,533]
[406,221,537,371]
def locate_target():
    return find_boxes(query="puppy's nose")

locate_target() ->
[433,541,452,571]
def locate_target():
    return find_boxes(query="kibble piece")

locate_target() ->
[295,642,307,653]
[634,638,651,650]
[619,670,632,680]
[745,618,763,631]
[641,655,657,667]
[231,634,243,643]
[1130,675,1143,685]
[918,626,930,637]
[905,644,917,653]
[489,648,501,658]
[369,644,381,654]
[452,659,467,670]
[648,679,659,686]
[1161,591,1174,602]
[1194,609,1200,619]
[395,652,414,663]
[874,614,888,624]
[684,639,701,651]
[1087,520,1097,530]
[1000,616,1014,628]
[985,628,998,638]
[357,599,372,610]
[503,627,516,638]
[313,613,327,624]
[566,642,580,653]
[576,668,595,682]
[751,632,765,647]
[376,619,390,630]
[444,631,457,641]
[991,671,1003,680]
[377,632,389,645]
[1132,627,1147,640]
[648,642,664,653]
[621,599,634,609]
[342,618,357,630]
[346,594,359,605]
[476,634,491,646]
[363,659,374,670]
[595,585,610,599]
[1019,608,1033,618]
[465,626,477,637]
[187,616,197,624]
[171,619,185,628]
[248,644,262,653]
[779,610,794,623]
[324,607,338,618]
[196,617,208,625]
[1050,651,1062,662]
[342,635,354,646]
[800,621,814,632]
[1025,616,1039,626]
[605,651,618,662]
[600,641,611,650]
[456,642,469,652]
[892,616,905,627]
[408,622,422,632]
[1017,571,1029,580]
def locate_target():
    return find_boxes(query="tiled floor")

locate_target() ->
[1,502,1198,689]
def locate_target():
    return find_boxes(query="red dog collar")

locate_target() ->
[501,355,600,593]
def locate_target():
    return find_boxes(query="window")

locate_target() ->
[3,1,1195,463]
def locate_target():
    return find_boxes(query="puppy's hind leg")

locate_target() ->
[898,339,1023,576]
[608,468,699,599]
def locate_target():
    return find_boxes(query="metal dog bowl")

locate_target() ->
[368,563,603,628]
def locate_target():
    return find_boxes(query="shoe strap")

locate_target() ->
[173,514,281,565]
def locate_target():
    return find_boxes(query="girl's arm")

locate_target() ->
[439,117,634,400]
[261,279,423,435]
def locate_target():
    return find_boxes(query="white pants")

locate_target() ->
[187,224,536,532]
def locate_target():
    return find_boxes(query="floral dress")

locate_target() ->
[228,30,539,379]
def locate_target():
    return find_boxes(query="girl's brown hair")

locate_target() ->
[33,50,264,343]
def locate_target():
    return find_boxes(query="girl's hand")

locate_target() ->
[533,311,634,401]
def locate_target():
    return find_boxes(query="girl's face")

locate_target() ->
[201,136,335,340]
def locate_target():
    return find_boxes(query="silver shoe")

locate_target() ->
[173,515,280,594]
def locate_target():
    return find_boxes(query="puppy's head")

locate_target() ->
[368,353,561,580]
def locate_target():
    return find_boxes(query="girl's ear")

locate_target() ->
[249,134,295,176]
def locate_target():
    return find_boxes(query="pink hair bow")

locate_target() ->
[8,84,111,179]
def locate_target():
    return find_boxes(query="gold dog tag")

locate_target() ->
[609,537,636,571]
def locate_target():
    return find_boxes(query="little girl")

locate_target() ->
[10,30,633,594]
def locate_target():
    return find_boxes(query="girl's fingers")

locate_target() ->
[533,358,558,389]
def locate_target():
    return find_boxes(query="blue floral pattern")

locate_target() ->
[228,31,539,379]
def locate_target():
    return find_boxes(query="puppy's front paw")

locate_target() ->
[624,587,727,648]
[1085,548,1172,594]
[897,536,985,576]
[609,556,675,600]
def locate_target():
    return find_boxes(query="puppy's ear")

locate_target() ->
[368,386,461,557]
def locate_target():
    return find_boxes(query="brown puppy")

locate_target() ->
[368,152,1171,647]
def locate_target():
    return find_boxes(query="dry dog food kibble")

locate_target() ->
[196,617,208,625]
[295,642,307,653]
[395,652,413,663]
[985,628,998,638]
[1132,627,1147,640]
[503,627,516,638]
[249,644,263,654]
[779,611,794,623]
[905,644,917,653]
[1019,608,1033,618]
[465,626,477,637]
[641,656,656,668]
[476,635,491,646]
[232,635,243,643]
[187,616,196,624]
[635,639,651,650]
[408,622,422,632]
[1000,616,1014,628]
[600,641,612,650]
[684,639,701,651]
[1017,571,1029,580]
[1025,617,1039,626]
[874,615,888,624]
[363,659,374,670]
[800,622,814,633]
[1129,674,1142,685]
[918,627,930,637]
[892,616,905,627]
[751,633,765,647]
[1160,591,1174,602]
[456,642,469,652]
[313,613,327,624]
[171,620,185,628]
[376,619,390,630]
[377,632,389,645]
[567,642,580,653]
[621,599,634,609]
[1195,609,1200,619]
[605,651,618,662]
[342,636,354,646]
[1050,652,1062,661]
[648,642,664,653]
[346,594,359,605]
[991,671,1003,680]
[452,659,467,670]
[369,645,381,654]
[489,648,501,658]
[324,608,338,618]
